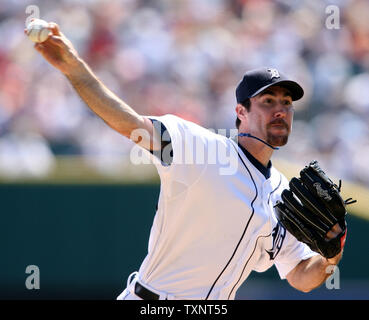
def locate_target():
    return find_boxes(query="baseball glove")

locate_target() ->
[274,160,356,259]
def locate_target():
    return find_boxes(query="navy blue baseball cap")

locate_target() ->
[236,67,304,103]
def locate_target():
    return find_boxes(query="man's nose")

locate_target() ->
[274,104,288,118]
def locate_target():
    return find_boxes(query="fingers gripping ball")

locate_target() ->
[26,19,51,43]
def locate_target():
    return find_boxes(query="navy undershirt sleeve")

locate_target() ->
[149,118,173,166]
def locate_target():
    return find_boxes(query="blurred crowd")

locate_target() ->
[0,0,369,185]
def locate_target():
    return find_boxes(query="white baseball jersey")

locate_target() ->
[119,114,317,300]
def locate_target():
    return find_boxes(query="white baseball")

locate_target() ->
[26,19,51,43]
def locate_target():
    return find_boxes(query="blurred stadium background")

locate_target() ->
[0,0,368,299]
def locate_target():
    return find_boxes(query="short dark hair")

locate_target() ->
[236,98,251,129]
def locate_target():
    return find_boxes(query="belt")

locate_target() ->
[134,281,160,300]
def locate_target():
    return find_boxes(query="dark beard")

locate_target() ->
[266,132,289,147]
[266,119,290,147]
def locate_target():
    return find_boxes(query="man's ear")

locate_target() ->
[236,104,248,125]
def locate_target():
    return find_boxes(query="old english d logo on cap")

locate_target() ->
[267,68,280,80]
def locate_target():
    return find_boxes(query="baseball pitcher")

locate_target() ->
[29,22,356,300]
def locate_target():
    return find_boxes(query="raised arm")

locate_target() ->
[30,22,159,151]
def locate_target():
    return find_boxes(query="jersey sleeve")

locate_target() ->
[148,118,173,166]
[147,114,214,166]
[273,228,319,279]
[137,114,222,198]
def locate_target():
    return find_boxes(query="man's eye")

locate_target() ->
[265,98,273,104]
[284,100,292,105]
